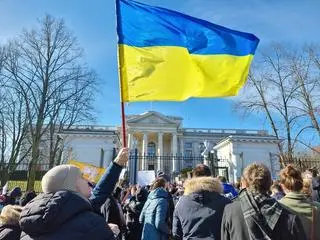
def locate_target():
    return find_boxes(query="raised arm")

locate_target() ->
[90,148,129,212]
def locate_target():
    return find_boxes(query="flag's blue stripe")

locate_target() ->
[117,0,259,56]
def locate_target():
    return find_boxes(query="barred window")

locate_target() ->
[148,142,156,155]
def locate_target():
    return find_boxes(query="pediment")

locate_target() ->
[127,111,181,126]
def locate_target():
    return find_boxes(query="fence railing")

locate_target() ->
[1,154,230,193]
[128,153,229,183]
[283,157,320,172]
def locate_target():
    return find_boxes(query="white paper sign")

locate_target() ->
[137,171,155,186]
[119,168,127,179]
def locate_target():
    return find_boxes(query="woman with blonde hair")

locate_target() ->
[0,204,22,239]
[279,164,320,239]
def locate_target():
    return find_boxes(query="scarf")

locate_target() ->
[239,188,283,240]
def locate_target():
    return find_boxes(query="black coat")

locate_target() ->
[19,191,115,240]
[221,199,306,240]
[173,177,231,240]
[124,197,146,240]
[0,224,21,240]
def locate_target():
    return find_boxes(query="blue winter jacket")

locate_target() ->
[139,188,169,240]
[222,183,238,199]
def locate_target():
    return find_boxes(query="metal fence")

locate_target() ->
[283,157,320,172]
[128,152,229,183]
[1,154,230,193]
[0,161,51,193]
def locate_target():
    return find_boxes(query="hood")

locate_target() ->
[136,188,148,202]
[184,177,223,195]
[19,191,92,237]
[148,188,168,200]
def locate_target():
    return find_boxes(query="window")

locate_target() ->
[148,142,156,155]
[184,142,193,149]
[185,150,193,158]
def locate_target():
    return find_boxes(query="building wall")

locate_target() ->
[216,140,280,183]
[235,141,280,179]
[62,135,115,168]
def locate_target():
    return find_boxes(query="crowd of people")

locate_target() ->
[0,147,320,240]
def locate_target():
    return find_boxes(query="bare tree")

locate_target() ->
[289,45,320,140]
[0,89,31,187]
[1,15,97,190]
[236,44,308,164]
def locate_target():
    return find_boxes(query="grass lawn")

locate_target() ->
[8,180,42,193]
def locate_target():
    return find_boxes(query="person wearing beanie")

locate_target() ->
[19,148,129,240]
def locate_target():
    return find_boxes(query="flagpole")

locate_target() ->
[120,101,127,147]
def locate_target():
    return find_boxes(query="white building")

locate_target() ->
[56,111,280,182]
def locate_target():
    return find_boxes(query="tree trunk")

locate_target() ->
[26,141,40,191]
[0,167,9,188]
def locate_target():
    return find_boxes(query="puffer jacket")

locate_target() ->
[0,223,21,240]
[19,191,115,240]
[139,188,169,240]
[173,177,231,240]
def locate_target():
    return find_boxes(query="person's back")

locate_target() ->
[20,191,114,240]
[221,163,306,240]
[125,188,148,240]
[173,177,231,240]
[20,148,129,240]
[279,165,320,239]
[139,178,169,240]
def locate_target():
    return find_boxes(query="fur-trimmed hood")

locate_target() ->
[184,177,223,195]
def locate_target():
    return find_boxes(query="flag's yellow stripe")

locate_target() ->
[119,44,253,102]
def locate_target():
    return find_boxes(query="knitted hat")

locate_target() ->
[42,165,82,193]
[157,171,170,182]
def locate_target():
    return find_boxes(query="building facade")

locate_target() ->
[55,111,280,182]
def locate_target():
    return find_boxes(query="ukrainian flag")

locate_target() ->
[116,0,259,102]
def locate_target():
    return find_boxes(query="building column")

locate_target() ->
[141,133,148,170]
[179,138,184,155]
[157,132,163,171]
[128,133,133,150]
[172,133,178,172]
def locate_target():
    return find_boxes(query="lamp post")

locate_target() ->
[129,137,138,185]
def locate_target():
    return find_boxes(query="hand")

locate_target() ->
[114,148,129,167]
[108,223,120,236]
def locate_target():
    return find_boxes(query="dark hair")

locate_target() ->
[243,163,272,193]
[192,164,211,177]
[19,191,37,206]
[280,165,303,192]
[9,187,22,199]
[218,176,227,183]
[136,188,148,202]
[151,178,166,190]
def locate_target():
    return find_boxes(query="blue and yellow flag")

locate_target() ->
[116,0,259,102]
